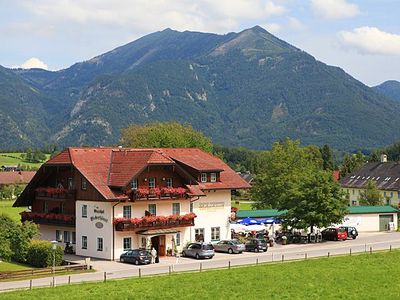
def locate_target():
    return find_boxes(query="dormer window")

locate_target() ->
[210,173,217,182]
[131,178,138,190]
[201,173,207,183]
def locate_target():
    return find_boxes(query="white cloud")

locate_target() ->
[310,0,359,20]
[18,0,287,34]
[338,27,400,56]
[21,57,48,69]
[262,23,281,34]
[288,17,306,31]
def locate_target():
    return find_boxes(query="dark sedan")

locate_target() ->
[120,249,151,265]
[245,239,268,252]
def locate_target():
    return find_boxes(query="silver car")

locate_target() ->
[213,240,245,254]
[182,243,215,259]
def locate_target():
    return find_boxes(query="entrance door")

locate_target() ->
[150,235,166,256]
[379,215,393,231]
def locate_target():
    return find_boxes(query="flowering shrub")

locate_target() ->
[134,187,188,198]
[21,212,75,223]
[113,213,197,228]
[35,187,69,195]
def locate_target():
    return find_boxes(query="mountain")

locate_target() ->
[2,26,400,150]
[373,80,400,102]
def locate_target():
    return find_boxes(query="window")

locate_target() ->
[82,236,87,249]
[195,228,204,242]
[210,173,217,182]
[386,199,390,205]
[201,173,207,183]
[172,203,180,215]
[149,178,156,188]
[166,178,173,188]
[390,192,394,198]
[64,231,71,243]
[123,237,132,251]
[351,200,357,206]
[123,206,132,219]
[131,178,138,190]
[81,178,87,190]
[97,237,103,251]
[190,202,193,213]
[176,233,181,246]
[211,227,220,241]
[384,191,387,197]
[72,232,76,244]
[43,201,48,213]
[148,204,156,215]
[56,230,62,242]
[60,202,65,214]
[68,178,73,190]
[82,205,88,218]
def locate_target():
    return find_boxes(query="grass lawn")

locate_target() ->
[231,201,255,210]
[0,200,26,222]
[2,250,400,299]
[0,261,32,272]
[0,153,49,169]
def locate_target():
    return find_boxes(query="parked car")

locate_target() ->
[340,226,358,239]
[182,243,215,259]
[321,227,348,241]
[120,249,151,265]
[245,239,268,252]
[213,240,245,254]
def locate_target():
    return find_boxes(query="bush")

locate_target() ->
[26,240,64,268]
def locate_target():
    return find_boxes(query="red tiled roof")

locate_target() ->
[0,171,36,185]
[38,147,250,200]
[46,149,72,165]
[332,170,340,182]
[161,148,250,190]
[108,150,154,187]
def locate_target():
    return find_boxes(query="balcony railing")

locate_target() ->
[35,187,76,201]
[21,211,76,227]
[130,187,188,201]
[113,213,196,231]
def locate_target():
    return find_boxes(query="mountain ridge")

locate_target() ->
[2,26,400,150]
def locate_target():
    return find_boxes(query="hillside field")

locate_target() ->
[0,153,49,169]
[1,250,400,299]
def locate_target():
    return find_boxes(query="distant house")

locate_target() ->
[1,164,19,172]
[0,171,36,186]
[340,154,400,206]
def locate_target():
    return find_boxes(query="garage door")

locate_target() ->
[379,215,393,231]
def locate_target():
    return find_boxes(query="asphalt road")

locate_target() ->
[2,232,400,292]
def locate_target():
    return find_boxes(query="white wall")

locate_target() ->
[191,190,231,243]
[39,224,76,249]
[341,213,398,232]
[75,200,113,260]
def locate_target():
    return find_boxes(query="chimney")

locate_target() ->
[380,154,387,163]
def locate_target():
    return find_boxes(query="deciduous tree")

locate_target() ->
[359,180,383,206]
[120,122,213,152]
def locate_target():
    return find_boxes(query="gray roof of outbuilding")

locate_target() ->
[340,161,400,191]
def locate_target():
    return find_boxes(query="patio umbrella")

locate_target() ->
[238,217,260,225]
[230,223,247,233]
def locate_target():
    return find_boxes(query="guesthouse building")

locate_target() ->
[13,147,250,260]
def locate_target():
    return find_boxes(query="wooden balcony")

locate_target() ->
[35,188,76,201]
[129,187,188,201]
[21,211,75,227]
[114,213,196,231]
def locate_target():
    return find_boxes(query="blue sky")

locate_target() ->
[0,0,399,86]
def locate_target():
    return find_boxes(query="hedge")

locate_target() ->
[26,240,64,268]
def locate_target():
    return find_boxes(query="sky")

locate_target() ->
[0,0,399,86]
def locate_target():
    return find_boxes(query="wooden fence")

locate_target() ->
[0,264,88,280]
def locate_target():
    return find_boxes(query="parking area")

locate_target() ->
[66,231,400,272]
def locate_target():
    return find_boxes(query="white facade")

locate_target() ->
[36,190,233,260]
[341,213,398,232]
